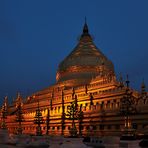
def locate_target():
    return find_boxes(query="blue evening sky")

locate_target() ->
[0,0,148,104]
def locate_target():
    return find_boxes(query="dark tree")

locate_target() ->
[139,81,148,104]
[66,95,83,137]
[120,88,137,128]
[1,96,8,129]
[90,93,94,106]
[15,94,24,135]
[61,90,65,135]
[119,75,137,139]
[46,108,50,135]
[34,101,44,136]
[46,99,53,135]
[78,104,83,136]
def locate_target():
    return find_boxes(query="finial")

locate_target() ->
[17,92,21,98]
[141,78,146,93]
[125,74,130,88]
[140,79,147,103]
[83,17,89,34]
[4,96,8,101]
[4,96,8,107]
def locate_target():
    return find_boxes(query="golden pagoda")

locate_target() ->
[1,22,148,137]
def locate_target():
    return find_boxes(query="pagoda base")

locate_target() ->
[120,128,136,140]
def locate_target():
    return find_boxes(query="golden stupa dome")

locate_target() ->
[56,22,114,87]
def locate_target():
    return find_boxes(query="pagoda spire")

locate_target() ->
[125,74,130,88]
[141,79,146,96]
[83,17,89,34]
[141,79,145,88]
[1,96,8,129]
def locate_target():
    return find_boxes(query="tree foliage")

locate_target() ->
[34,104,44,125]
[66,95,83,136]
[120,88,137,116]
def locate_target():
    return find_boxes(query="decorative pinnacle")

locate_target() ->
[17,92,20,98]
[83,17,89,34]
[4,96,8,106]
[141,78,145,88]
[126,74,130,88]
[141,78,146,95]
